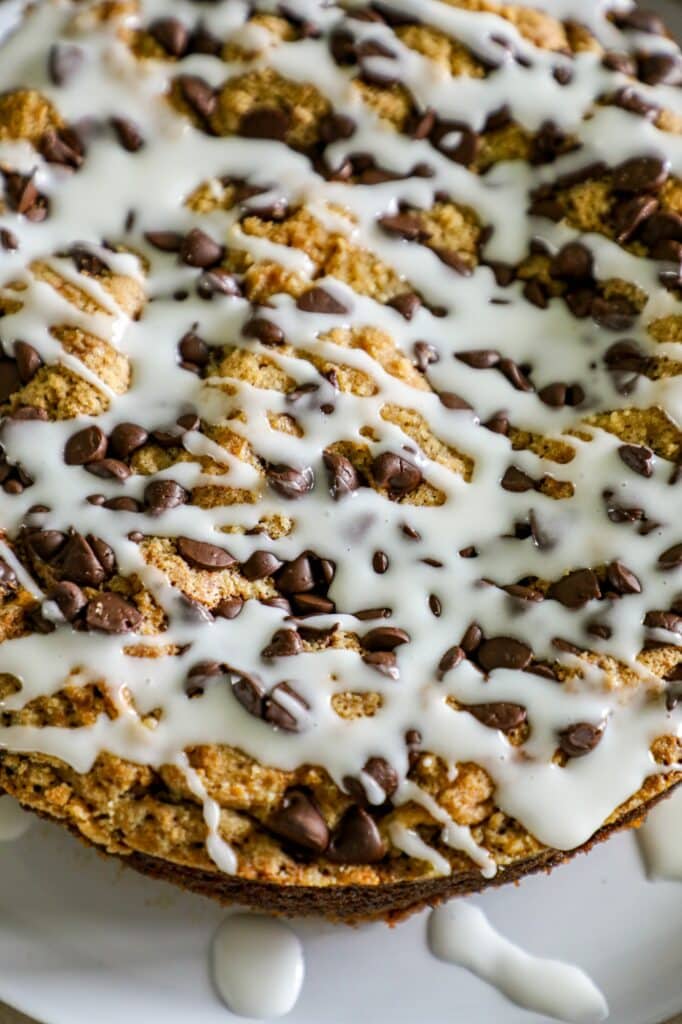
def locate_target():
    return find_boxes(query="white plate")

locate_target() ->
[1,2,682,1022]
[0,817,680,1024]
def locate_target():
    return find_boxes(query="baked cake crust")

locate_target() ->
[0,0,681,919]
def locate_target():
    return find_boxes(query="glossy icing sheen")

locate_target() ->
[428,902,609,1023]
[0,0,680,880]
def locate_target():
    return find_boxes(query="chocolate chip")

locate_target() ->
[149,17,189,57]
[538,382,569,408]
[48,43,83,86]
[548,568,601,608]
[477,637,532,672]
[413,341,439,372]
[431,247,472,276]
[178,330,209,368]
[320,113,356,144]
[296,287,348,315]
[327,806,386,864]
[605,341,643,379]
[215,596,244,619]
[612,156,669,194]
[269,789,329,852]
[322,450,360,500]
[240,106,291,141]
[266,464,314,500]
[10,405,48,421]
[388,292,421,320]
[432,122,479,166]
[658,544,682,571]
[362,650,399,679]
[372,452,422,497]
[197,268,241,299]
[276,555,315,594]
[241,550,283,581]
[58,533,105,586]
[615,9,666,34]
[13,341,41,384]
[103,496,141,512]
[638,53,682,87]
[606,560,642,595]
[558,722,603,758]
[439,391,472,411]
[437,645,464,679]
[144,231,184,252]
[602,50,637,74]
[292,593,335,616]
[591,296,637,331]
[613,195,659,244]
[85,592,141,633]
[344,757,398,805]
[110,117,144,152]
[550,241,593,280]
[144,479,188,514]
[501,466,535,493]
[185,660,223,697]
[468,702,527,732]
[230,669,265,718]
[461,623,483,653]
[49,581,86,621]
[4,172,47,221]
[0,228,18,251]
[85,458,131,482]
[372,550,389,574]
[618,443,653,478]
[26,529,66,561]
[640,211,682,246]
[262,629,304,658]
[498,358,534,392]
[362,626,409,651]
[177,74,216,119]
[180,228,224,269]
[644,611,682,633]
[429,594,442,617]
[242,317,284,346]
[379,212,425,242]
[109,422,148,459]
[0,359,22,402]
[39,128,83,168]
[456,349,500,369]
[176,537,235,572]
[264,681,309,731]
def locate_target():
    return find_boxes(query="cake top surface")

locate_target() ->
[0,0,681,880]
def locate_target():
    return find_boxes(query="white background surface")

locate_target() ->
[1,1,682,1022]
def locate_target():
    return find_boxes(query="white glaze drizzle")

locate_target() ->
[428,902,609,1023]
[211,913,304,1019]
[0,0,679,880]
[637,786,682,880]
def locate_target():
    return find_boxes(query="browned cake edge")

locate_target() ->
[10,778,679,924]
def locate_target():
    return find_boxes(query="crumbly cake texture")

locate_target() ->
[0,0,681,921]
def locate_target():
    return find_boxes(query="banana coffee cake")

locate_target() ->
[0,0,681,920]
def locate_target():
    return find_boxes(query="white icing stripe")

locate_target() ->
[0,0,679,882]
[637,787,682,880]
[428,903,609,1024]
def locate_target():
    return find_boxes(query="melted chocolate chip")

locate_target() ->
[362,626,409,651]
[477,637,532,672]
[372,452,422,497]
[241,550,283,581]
[618,443,654,478]
[296,287,348,315]
[176,537,236,572]
[85,592,142,634]
[547,569,601,609]
[322,450,360,500]
[144,479,188,514]
[468,702,527,732]
[266,464,314,500]
[558,722,604,758]
[327,806,386,864]
[268,789,329,852]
